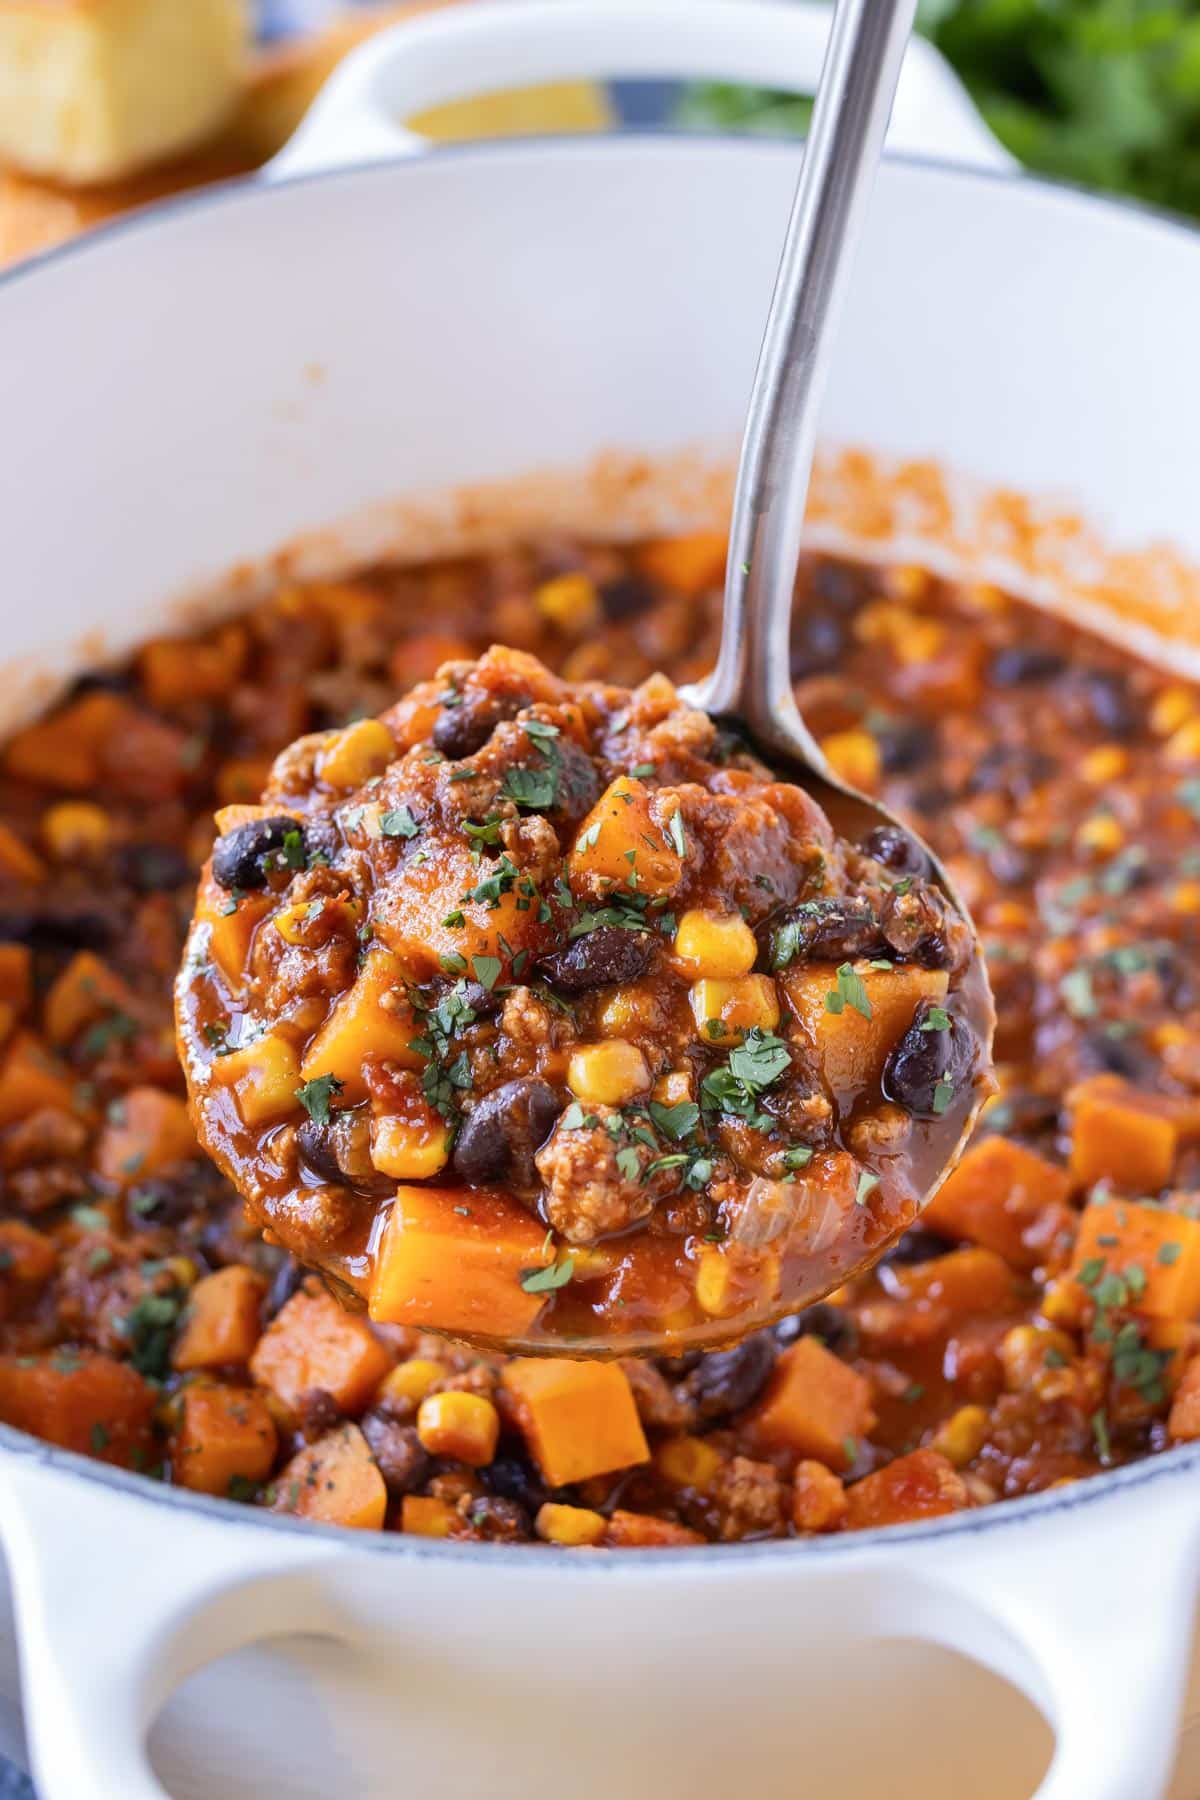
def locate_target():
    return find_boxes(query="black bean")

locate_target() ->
[0,898,121,950]
[485,1454,553,1512]
[1081,670,1138,738]
[687,1332,776,1422]
[537,926,654,994]
[811,561,862,609]
[118,843,193,892]
[548,739,600,822]
[126,1175,197,1230]
[1078,1030,1158,1085]
[600,576,654,623]
[68,667,135,699]
[458,980,504,1019]
[879,1225,954,1268]
[789,611,847,680]
[767,898,885,967]
[883,1000,976,1119]
[296,1387,341,1443]
[774,1302,858,1357]
[303,815,343,867]
[297,1110,391,1196]
[211,815,302,890]
[656,1350,704,1381]
[466,1495,531,1541]
[432,691,522,760]
[361,1416,432,1496]
[967,744,1055,799]
[878,720,934,774]
[988,646,1067,686]
[452,1078,562,1189]
[861,823,930,878]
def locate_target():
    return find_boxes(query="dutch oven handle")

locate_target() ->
[0,1455,342,1800]
[268,0,1018,182]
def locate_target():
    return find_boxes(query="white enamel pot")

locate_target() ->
[2,5,1200,1797]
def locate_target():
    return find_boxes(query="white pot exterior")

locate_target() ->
[2,5,1200,1797]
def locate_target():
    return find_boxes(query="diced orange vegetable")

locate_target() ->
[653,1434,723,1494]
[171,1382,277,1495]
[1069,1076,1178,1192]
[95,1087,196,1189]
[0,1219,57,1288]
[885,1247,1017,1321]
[635,531,728,598]
[923,1136,1072,1269]
[43,951,137,1047]
[0,1032,76,1129]
[568,775,684,899]
[194,879,273,990]
[369,1185,554,1340]
[792,1460,849,1532]
[372,837,551,980]
[0,945,32,1014]
[250,1286,391,1418]
[216,756,275,806]
[271,1422,386,1530]
[1168,1356,1200,1441]
[5,691,188,796]
[842,1449,969,1529]
[140,624,247,710]
[605,1510,705,1547]
[401,1494,459,1538]
[502,1358,649,1488]
[747,1335,876,1470]
[0,1351,154,1465]
[172,1265,268,1372]
[780,960,949,1101]
[211,1032,303,1127]
[298,950,426,1102]
[0,821,45,883]
[1069,1198,1200,1323]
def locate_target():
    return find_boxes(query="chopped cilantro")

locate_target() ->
[825,962,872,1021]
[520,1257,575,1294]
[471,955,502,991]
[920,1006,952,1033]
[854,1170,880,1206]
[294,1073,344,1127]
[380,806,420,839]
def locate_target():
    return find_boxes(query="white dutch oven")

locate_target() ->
[2,5,1200,1796]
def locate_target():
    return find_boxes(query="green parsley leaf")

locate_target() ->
[782,1145,814,1171]
[854,1170,880,1206]
[920,1006,952,1033]
[826,962,872,1021]
[666,810,687,859]
[520,1257,575,1294]
[931,1074,955,1116]
[380,806,420,839]
[471,955,502,991]
[504,764,558,811]
[647,1099,701,1142]
[727,1029,791,1091]
[294,1073,344,1127]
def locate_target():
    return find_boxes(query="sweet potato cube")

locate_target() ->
[141,624,247,711]
[212,1032,303,1126]
[401,1494,458,1538]
[0,1351,154,1465]
[1069,1198,1200,1322]
[842,1449,968,1529]
[0,1032,77,1128]
[747,1335,876,1470]
[567,776,683,899]
[194,877,273,990]
[372,843,550,981]
[0,822,45,884]
[605,1510,706,1547]
[1069,1077,1178,1192]
[369,1185,554,1340]
[886,1246,1017,1319]
[43,951,137,1047]
[0,945,32,1014]
[501,1358,649,1487]
[250,1286,391,1418]
[271,1422,386,1530]
[635,531,728,598]
[1168,1356,1200,1441]
[95,1086,196,1188]
[923,1136,1072,1268]
[173,1265,268,1371]
[781,961,949,1101]
[0,1220,56,1288]
[298,948,424,1101]
[171,1383,277,1495]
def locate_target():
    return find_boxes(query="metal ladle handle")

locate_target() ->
[694,0,919,761]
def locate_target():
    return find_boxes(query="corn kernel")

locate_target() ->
[1165,718,1200,768]
[1153,1022,1191,1053]
[930,1405,988,1468]
[596,985,652,1038]
[535,1502,608,1547]
[370,1111,450,1179]
[673,908,758,980]
[212,1033,303,1126]
[379,1358,443,1407]
[1170,881,1200,917]
[164,1255,199,1291]
[1079,745,1129,784]
[401,1495,458,1538]
[1151,684,1196,737]
[653,1434,723,1493]
[318,718,395,790]
[416,1391,500,1466]
[1075,814,1124,855]
[1000,1324,1074,1395]
[689,975,780,1045]
[819,729,880,791]
[1040,1279,1087,1331]
[567,1039,650,1106]
[535,572,600,635]
[41,802,112,861]
[273,903,311,946]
